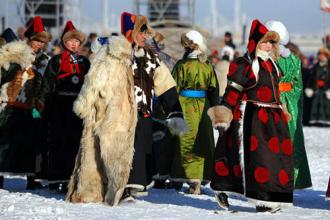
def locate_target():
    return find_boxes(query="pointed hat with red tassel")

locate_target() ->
[61,20,85,44]
[24,16,52,43]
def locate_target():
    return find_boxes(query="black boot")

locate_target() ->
[26,176,36,190]
[0,176,4,189]
[170,181,183,191]
[120,188,135,203]
[215,192,229,210]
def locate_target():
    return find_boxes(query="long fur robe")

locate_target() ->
[66,36,137,206]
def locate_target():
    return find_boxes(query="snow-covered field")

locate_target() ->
[0,127,329,219]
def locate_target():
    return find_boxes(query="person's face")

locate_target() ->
[29,40,45,53]
[136,31,147,47]
[318,53,328,63]
[259,41,273,52]
[64,38,81,52]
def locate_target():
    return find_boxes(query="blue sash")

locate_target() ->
[179,90,206,98]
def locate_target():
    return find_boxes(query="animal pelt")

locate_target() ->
[66,36,137,206]
[0,41,35,83]
[207,105,233,129]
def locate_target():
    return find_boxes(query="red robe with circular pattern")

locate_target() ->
[211,20,294,204]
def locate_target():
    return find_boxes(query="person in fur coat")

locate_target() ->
[0,16,52,190]
[66,12,186,206]
[209,19,293,213]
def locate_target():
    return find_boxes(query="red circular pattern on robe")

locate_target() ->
[226,91,240,106]
[258,108,268,124]
[233,106,241,121]
[215,161,229,176]
[248,40,256,53]
[228,62,238,77]
[257,86,273,102]
[254,167,270,183]
[278,169,289,185]
[268,137,280,153]
[281,139,293,156]
[233,164,242,177]
[273,111,280,124]
[259,25,268,34]
[250,135,258,151]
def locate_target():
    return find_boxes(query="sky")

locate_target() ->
[0,0,329,36]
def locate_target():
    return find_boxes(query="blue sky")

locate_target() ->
[0,0,329,35]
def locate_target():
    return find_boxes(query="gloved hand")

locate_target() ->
[304,88,314,98]
[32,107,41,119]
[165,117,188,135]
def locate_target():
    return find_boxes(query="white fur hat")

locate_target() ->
[220,46,235,61]
[265,20,289,45]
[185,30,207,53]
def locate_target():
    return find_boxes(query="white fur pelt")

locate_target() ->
[66,36,137,206]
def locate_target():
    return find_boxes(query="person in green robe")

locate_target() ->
[170,30,219,194]
[266,21,312,189]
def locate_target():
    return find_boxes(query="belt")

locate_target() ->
[247,100,281,108]
[179,90,206,98]
[279,82,292,92]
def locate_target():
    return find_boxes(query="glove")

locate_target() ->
[32,108,41,119]
[325,90,330,100]
[304,88,314,98]
[165,117,188,135]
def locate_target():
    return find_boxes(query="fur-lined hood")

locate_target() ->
[0,41,35,71]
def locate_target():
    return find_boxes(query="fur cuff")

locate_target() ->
[305,88,314,98]
[207,105,233,128]
[166,117,188,135]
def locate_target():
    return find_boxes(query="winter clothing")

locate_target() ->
[24,16,52,43]
[266,20,312,189]
[305,59,330,125]
[170,30,219,186]
[210,19,294,206]
[0,41,40,177]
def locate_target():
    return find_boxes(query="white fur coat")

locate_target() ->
[66,36,137,206]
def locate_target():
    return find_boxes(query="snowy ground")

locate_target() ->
[0,127,329,219]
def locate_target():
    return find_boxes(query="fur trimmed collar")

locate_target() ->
[0,41,35,71]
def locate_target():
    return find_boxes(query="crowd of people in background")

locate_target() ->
[0,12,329,213]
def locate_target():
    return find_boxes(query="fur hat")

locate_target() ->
[0,28,18,47]
[181,30,207,53]
[318,47,330,59]
[121,12,153,43]
[265,20,289,45]
[247,19,279,60]
[24,16,52,43]
[61,20,86,44]
[220,46,235,61]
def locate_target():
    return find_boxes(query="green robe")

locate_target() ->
[170,58,219,181]
[278,53,312,189]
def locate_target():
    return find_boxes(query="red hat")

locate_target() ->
[24,16,52,43]
[61,20,86,44]
[121,12,153,43]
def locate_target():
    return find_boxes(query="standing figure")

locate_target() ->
[305,48,330,126]
[38,21,90,193]
[0,16,52,189]
[266,20,312,190]
[66,12,185,206]
[170,30,219,194]
[209,19,294,212]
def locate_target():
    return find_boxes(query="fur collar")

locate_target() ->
[0,41,35,71]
